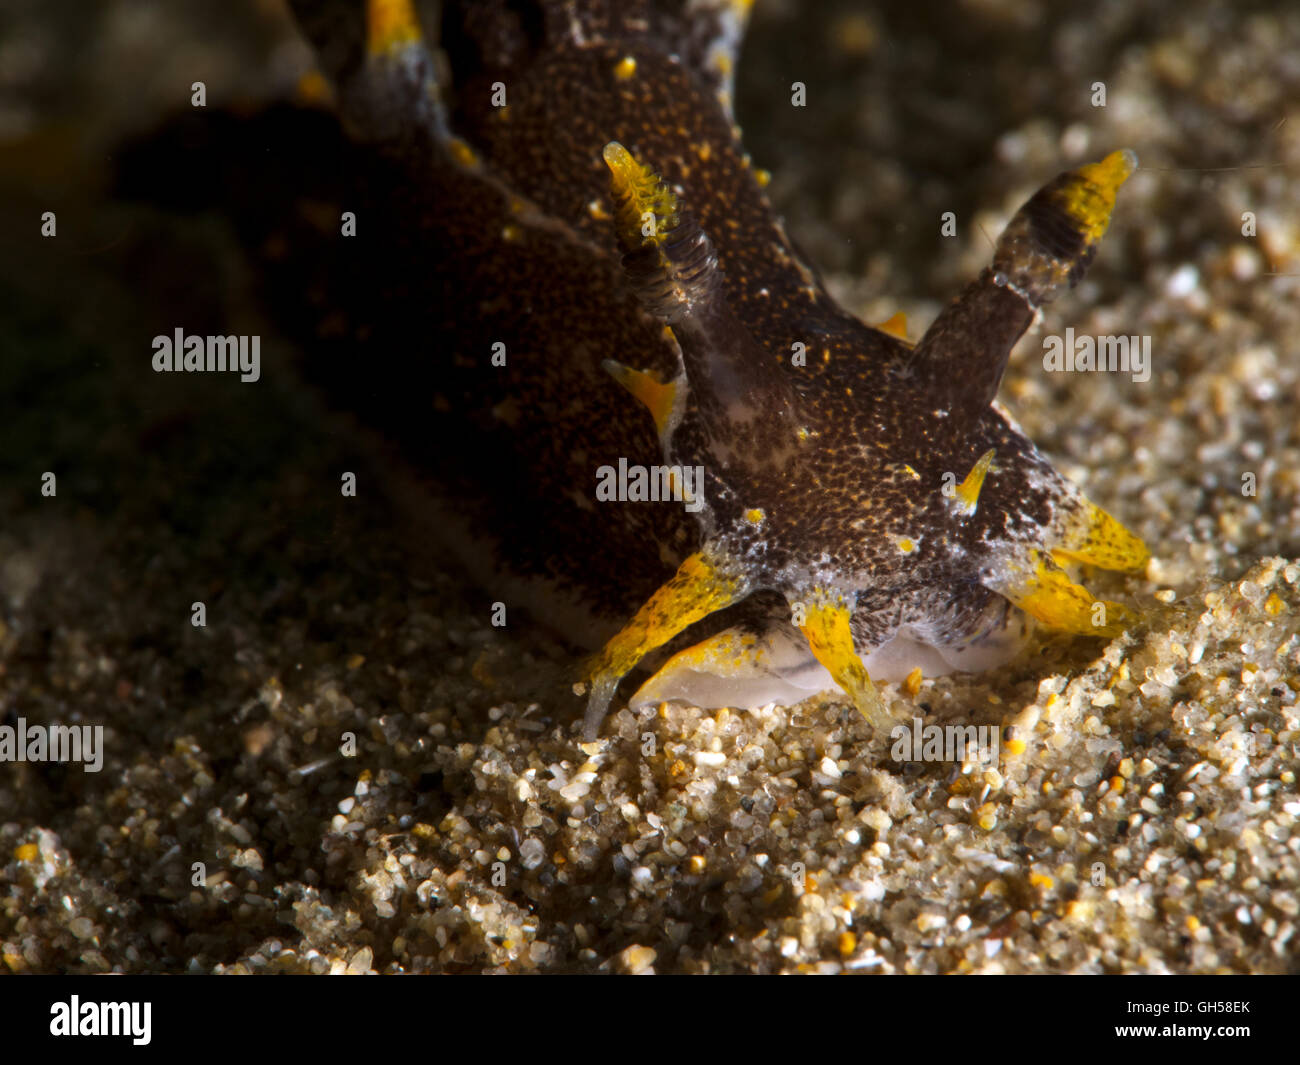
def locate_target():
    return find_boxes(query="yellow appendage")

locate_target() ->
[603,360,678,436]
[875,311,910,342]
[1053,149,1137,245]
[602,141,680,250]
[367,0,422,55]
[998,549,1136,637]
[797,592,891,731]
[583,551,745,739]
[953,448,997,517]
[1051,498,1150,572]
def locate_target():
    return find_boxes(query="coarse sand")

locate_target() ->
[1,0,1297,973]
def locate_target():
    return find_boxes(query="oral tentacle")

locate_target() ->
[581,547,750,741]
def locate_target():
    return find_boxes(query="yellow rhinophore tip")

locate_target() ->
[367,0,422,55]
[1052,498,1150,572]
[1055,149,1137,245]
[602,141,679,249]
[797,592,891,731]
[952,448,997,517]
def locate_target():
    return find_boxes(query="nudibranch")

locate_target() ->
[285,0,1149,742]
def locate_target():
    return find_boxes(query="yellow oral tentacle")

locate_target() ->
[582,550,747,739]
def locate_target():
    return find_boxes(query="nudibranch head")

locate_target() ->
[283,0,1150,743]
[583,144,1148,740]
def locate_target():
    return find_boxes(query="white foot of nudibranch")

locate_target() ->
[627,611,1031,714]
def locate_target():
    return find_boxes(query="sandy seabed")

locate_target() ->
[1,0,1298,973]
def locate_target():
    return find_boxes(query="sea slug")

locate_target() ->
[283,0,1149,740]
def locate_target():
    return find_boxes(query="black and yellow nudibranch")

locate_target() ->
[286,0,1150,742]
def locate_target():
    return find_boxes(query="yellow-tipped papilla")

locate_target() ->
[951,448,997,518]
[875,311,910,343]
[602,359,681,438]
[367,0,422,55]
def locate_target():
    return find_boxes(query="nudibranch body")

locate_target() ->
[287,0,1149,740]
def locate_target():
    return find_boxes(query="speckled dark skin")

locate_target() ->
[285,0,1148,738]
